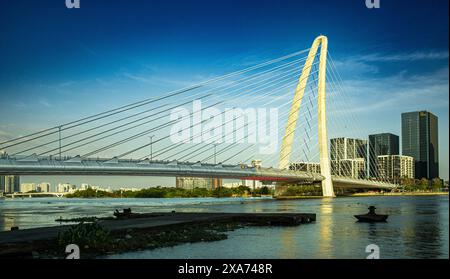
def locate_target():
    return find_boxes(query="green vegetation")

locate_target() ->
[280,185,323,196]
[54,221,241,258]
[58,222,112,251]
[277,178,447,197]
[401,177,444,192]
[114,223,236,252]
[55,216,114,223]
[66,188,117,198]
[66,185,274,199]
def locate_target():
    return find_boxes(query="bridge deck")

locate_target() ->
[0,157,397,189]
[0,157,323,183]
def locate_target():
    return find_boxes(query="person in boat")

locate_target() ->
[367,206,377,215]
[354,205,388,222]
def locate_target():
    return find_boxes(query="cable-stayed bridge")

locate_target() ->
[0,36,398,196]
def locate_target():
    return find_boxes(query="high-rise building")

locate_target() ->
[330,137,367,161]
[175,177,222,190]
[244,160,264,189]
[338,158,366,179]
[289,162,321,174]
[0,153,6,193]
[330,137,367,178]
[0,176,5,193]
[39,182,51,193]
[402,111,439,179]
[20,183,36,193]
[57,183,76,193]
[368,133,399,178]
[80,183,91,190]
[2,175,20,193]
[377,155,414,183]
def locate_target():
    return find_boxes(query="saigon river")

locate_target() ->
[0,195,448,259]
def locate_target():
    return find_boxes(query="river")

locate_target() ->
[0,195,448,259]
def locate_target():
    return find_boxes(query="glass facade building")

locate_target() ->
[368,133,399,178]
[401,111,439,179]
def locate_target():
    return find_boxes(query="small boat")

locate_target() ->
[354,206,388,222]
[113,208,135,218]
[113,208,153,219]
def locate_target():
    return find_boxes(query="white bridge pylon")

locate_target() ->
[279,35,335,197]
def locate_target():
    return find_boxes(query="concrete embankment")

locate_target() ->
[350,192,449,197]
[0,212,315,258]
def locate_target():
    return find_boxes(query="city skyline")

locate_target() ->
[12,110,442,190]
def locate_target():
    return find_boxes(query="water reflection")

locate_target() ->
[401,197,443,258]
[318,198,334,258]
[280,227,297,258]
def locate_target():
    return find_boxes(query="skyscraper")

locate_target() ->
[175,177,222,190]
[330,137,367,178]
[0,175,5,193]
[377,155,414,183]
[368,133,399,178]
[401,111,439,179]
[2,175,20,193]
[330,137,367,161]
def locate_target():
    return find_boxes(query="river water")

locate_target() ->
[0,195,448,259]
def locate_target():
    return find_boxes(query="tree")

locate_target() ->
[431,178,443,192]
[418,178,429,191]
[259,186,270,195]
[400,177,416,192]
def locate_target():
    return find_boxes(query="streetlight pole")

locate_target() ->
[149,135,154,161]
[214,144,217,165]
[58,125,62,161]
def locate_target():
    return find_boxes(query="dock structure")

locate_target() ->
[0,212,315,246]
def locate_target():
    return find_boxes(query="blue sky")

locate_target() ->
[0,0,448,188]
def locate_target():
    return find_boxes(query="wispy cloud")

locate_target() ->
[328,67,449,115]
[355,51,449,62]
[13,101,28,109]
[331,50,449,77]
[39,99,52,108]
[79,43,98,57]
[36,80,80,96]
[326,48,449,117]
[122,72,201,87]
[57,81,76,87]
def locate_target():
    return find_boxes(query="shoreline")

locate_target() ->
[1,195,274,200]
[0,212,316,259]
[349,192,449,197]
[275,192,449,200]
[3,192,447,201]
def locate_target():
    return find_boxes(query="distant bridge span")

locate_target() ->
[5,192,67,198]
